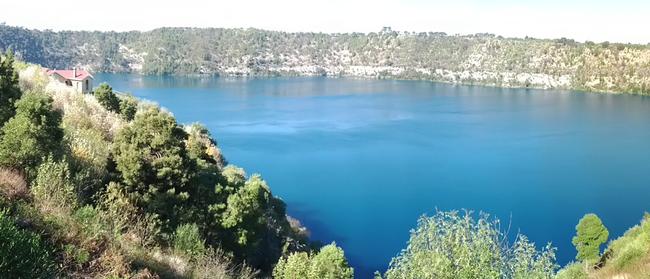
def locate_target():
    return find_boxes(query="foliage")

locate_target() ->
[93,83,120,112]
[572,213,609,262]
[554,263,587,279]
[0,92,63,174]
[113,106,194,233]
[0,50,21,125]
[565,213,650,278]
[384,211,557,279]
[0,210,55,278]
[119,94,138,121]
[174,223,206,259]
[31,156,77,210]
[273,243,353,279]
[216,173,290,270]
[2,25,650,93]
[0,65,306,277]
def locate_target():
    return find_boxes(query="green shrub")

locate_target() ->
[64,244,90,265]
[384,211,557,279]
[113,107,194,233]
[309,243,354,279]
[65,127,111,203]
[119,94,138,121]
[0,210,55,277]
[0,92,63,174]
[93,83,120,112]
[273,243,353,279]
[31,156,77,210]
[173,223,206,259]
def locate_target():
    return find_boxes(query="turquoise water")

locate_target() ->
[96,74,650,277]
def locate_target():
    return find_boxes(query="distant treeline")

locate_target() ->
[1,25,649,94]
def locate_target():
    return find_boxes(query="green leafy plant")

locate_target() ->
[572,213,609,263]
[0,210,55,278]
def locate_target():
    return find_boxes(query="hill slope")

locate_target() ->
[1,25,649,94]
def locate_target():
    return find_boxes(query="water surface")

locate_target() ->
[96,74,650,277]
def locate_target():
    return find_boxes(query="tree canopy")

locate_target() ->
[0,50,21,125]
[572,213,609,262]
[273,243,354,279]
[0,92,63,173]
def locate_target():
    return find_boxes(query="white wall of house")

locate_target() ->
[49,75,93,93]
[71,78,92,93]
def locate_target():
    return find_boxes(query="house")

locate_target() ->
[46,68,94,93]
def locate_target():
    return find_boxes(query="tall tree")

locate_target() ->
[0,50,21,124]
[93,82,120,112]
[572,213,609,263]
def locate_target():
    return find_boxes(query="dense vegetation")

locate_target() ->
[0,53,338,278]
[1,24,650,94]
[381,211,557,279]
[1,54,649,278]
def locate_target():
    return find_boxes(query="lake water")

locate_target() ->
[95,74,650,277]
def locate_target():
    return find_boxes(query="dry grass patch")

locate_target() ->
[0,168,29,201]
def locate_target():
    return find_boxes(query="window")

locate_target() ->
[65,80,72,86]
[85,79,89,92]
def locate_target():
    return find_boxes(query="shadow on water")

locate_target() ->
[286,202,380,278]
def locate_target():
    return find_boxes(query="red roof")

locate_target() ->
[46,69,93,80]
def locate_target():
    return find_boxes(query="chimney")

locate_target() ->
[73,67,77,78]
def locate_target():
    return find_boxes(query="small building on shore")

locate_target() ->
[46,68,94,93]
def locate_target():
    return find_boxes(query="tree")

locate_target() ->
[173,223,206,259]
[309,243,354,279]
[572,213,609,262]
[218,173,289,270]
[93,82,120,112]
[384,211,557,279]
[113,107,194,233]
[0,50,22,125]
[118,94,138,121]
[0,92,63,174]
[273,243,353,279]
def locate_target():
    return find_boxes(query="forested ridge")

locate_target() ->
[1,24,649,94]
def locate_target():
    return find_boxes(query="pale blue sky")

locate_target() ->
[3,0,648,43]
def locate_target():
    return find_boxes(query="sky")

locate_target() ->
[3,0,649,44]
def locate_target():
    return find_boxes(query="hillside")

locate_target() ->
[1,25,649,94]
[0,53,354,278]
[557,214,650,279]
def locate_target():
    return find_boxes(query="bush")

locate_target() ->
[309,243,354,278]
[31,156,77,211]
[113,107,194,233]
[174,223,206,259]
[119,94,138,121]
[0,210,55,278]
[384,210,557,279]
[65,126,111,203]
[273,243,353,279]
[0,92,63,174]
[93,83,120,112]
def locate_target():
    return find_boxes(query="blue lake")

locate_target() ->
[95,74,650,277]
